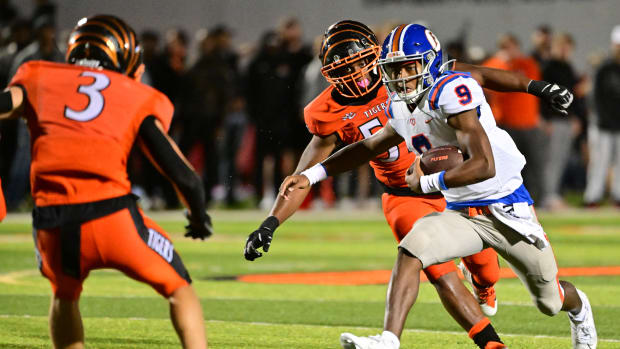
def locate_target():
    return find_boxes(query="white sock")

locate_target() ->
[381,331,400,349]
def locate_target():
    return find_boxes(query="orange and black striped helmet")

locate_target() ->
[66,15,142,77]
[319,20,381,98]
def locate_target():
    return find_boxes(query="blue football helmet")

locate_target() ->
[378,24,449,104]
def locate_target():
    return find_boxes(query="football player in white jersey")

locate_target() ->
[280,24,596,349]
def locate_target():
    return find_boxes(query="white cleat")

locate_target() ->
[340,332,395,349]
[569,289,597,348]
[458,262,498,316]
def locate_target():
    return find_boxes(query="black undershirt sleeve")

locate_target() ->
[137,115,208,223]
[0,91,13,113]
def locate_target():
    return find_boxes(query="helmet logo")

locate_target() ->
[425,29,441,52]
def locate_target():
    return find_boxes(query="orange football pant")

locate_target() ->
[34,206,190,300]
[382,193,499,285]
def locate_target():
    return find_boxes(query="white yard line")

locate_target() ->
[1,314,618,343]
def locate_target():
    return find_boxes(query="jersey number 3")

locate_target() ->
[64,71,110,122]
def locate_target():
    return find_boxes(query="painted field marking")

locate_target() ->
[237,266,620,285]
[1,314,618,343]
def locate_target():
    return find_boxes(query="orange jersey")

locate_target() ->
[9,61,173,206]
[304,86,415,188]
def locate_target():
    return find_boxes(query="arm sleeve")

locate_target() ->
[138,116,208,223]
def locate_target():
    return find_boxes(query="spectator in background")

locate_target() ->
[0,19,31,189]
[530,25,552,66]
[245,30,287,208]
[246,21,312,209]
[483,33,545,202]
[180,25,240,206]
[139,30,160,86]
[540,33,584,210]
[149,28,188,131]
[0,19,32,86]
[9,15,62,76]
[277,17,313,161]
[0,0,18,29]
[5,14,62,210]
[446,40,468,63]
[127,30,161,209]
[583,25,620,207]
[143,28,189,208]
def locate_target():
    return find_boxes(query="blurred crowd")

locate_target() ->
[1,0,620,212]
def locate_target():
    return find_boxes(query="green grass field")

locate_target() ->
[1,208,619,348]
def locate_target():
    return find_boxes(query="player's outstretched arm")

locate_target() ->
[280,124,402,198]
[456,62,573,115]
[244,134,337,261]
[138,116,213,240]
[0,87,24,119]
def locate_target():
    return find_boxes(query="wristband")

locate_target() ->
[438,171,448,190]
[300,163,328,185]
[259,216,280,232]
[419,171,446,193]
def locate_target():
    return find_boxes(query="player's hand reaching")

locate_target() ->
[184,210,213,240]
[244,216,279,261]
[279,175,311,200]
[405,158,424,193]
[527,80,573,116]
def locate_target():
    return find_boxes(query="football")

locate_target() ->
[419,145,464,174]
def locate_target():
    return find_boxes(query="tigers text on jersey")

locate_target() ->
[9,61,173,206]
[386,71,528,205]
[304,85,415,188]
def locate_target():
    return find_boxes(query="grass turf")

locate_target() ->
[0,208,619,348]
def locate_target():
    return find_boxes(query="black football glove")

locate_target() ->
[527,80,574,116]
[184,210,213,240]
[244,216,279,261]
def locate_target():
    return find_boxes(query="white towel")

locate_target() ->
[488,202,549,250]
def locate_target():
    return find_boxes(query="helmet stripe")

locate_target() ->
[391,24,407,53]
[400,24,413,52]
[107,17,131,60]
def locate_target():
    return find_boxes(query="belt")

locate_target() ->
[456,206,491,217]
